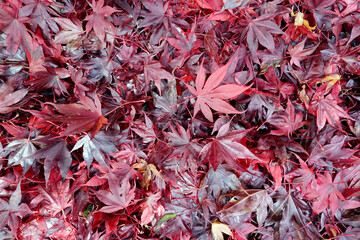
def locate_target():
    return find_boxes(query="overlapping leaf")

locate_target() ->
[95,172,137,213]
[186,61,249,122]
[201,121,263,170]
[271,187,321,239]
[0,83,28,114]
[72,131,118,169]
[48,94,108,137]
[309,86,352,131]
[0,0,359,239]
[85,0,118,43]
[246,14,285,56]
[0,183,32,235]
[26,138,72,182]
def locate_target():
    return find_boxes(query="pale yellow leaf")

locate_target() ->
[291,8,316,31]
[294,12,304,27]
[318,74,341,89]
[211,221,233,240]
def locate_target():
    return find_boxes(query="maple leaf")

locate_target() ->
[26,44,46,74]
[34,180,73,217]
[71,131,118,169]
[131,114,156,144]
[308,135,357,167]
[95,172,137,213]
[218,189,273,225]
[68,66,90,99]
[49,94,108,136]
[53,18,84,45]
[157,205,193,240]
[83,53,120,83]
[287,154,316,197]
[347,17,360,44]
[245,14,285,56]
[198,165,241,203]
[0,0,359,237]
[303,0,337,29]
[309,85,352,131]
[26,138,72,182]
[24,0,59,39]
[138,0,169,28]
[267,99,305,137]
[262,67,294,98]
[257,135,307,163]
[1,138,37,174]
[153,92,177,117]
[200,121,262,170]
[220,0,252,12]
[0,83,28,114]
[144,60,174,94]
[195,0,223,11]
[0,183,32,235]
[288,39,318,68]
[218,211,257,239]
[186,60,249,122]
[258,38,286,72]
[0,0,32,54]
[307,171,360,215]
[245,91,278,122]
[320,39,360,75]
[112,143,147,165]
[85,0,118,44]
[211,220,233,240]
[25,66,70,96]
[271,187,321,239]
[137,0,190,45]
[141,191,164,225]
[164,123,202,162]
[167,22,202,67]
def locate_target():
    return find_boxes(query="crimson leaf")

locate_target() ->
[186,60,249,122]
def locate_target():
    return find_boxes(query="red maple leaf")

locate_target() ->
[0,183,32,235]
[144,60,174,94]
[35,180,73,217]
[85,0,118,44]
[163,123,202,162]
[25,66,70,96]
[267,99,305,137]
[48,94,108,137]
[186,60,249,122]
[71,131,118,169]
[26,138,72,182]
[0,83,28,114]
[262,67,294,98]
[308,171,360,215]
[200,121,263,170]
[271,187,321,239]
[288,39,318,68]
[198,165,241,202]
[309,85,352,131]
[95,172,137,213]
[308,135,357,167]
[53,18,84,45]
[0,0,32,54]
[167,22,202,67]
[25,0,59,39]
[245,14,285,56]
